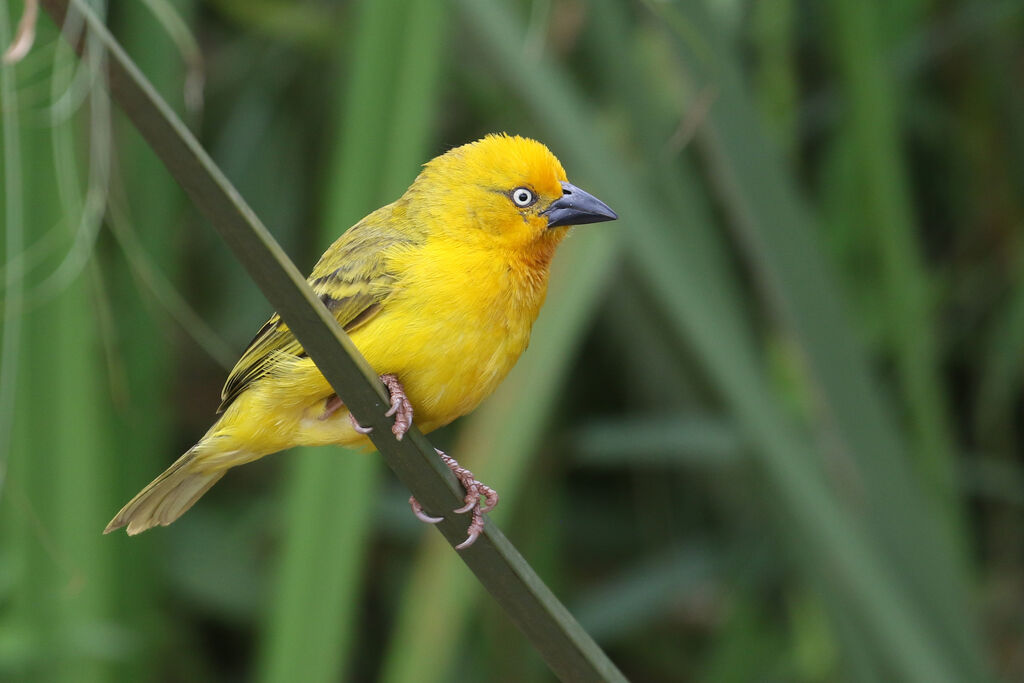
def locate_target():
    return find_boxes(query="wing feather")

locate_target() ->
[217,213,417,412]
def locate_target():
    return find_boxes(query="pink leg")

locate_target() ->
[318,394,344,421]
[408,448,499,550]
[322,375,414,439]
[321,395,372,434]
[380,373,413,440]
[409,497,444,524]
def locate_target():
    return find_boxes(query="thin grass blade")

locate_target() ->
[257,0,445,679]
[38,1,626,679]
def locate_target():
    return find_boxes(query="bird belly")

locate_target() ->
[351,300,533,431]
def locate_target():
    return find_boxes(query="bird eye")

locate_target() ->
[511,187,536,207]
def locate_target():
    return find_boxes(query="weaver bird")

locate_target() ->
[105,134,617,548]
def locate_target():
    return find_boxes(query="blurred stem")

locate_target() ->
[257,0,444,680]
[750,0,797,155]
[457,0,988,678]
[106,1,195,677]
[653,0,983,673]
[1,0,25,482]
[206,0,336,49]
[2,11,116,678]
[829,0,962,532]
[50,27,115,682]
[0,3,35,680]
[976,260,1024,435]
[258,446,380,683]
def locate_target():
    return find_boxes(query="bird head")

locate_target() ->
[411,134,617,251]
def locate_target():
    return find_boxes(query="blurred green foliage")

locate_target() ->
[2,0,1023,681]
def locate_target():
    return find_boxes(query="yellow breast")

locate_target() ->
[349,233,554,431]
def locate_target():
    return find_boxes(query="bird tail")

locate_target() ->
[104,446,227,536]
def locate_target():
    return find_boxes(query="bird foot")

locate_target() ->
[409,449,498,550]
[380,373,413,440]
[323,374,413,439]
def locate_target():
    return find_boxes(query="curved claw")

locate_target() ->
[349,413,373,434]
[453,484,479,514]
[409,496,444,524]
[455,529,481,550]
[456,504,486,549]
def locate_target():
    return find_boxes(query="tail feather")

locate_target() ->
[104,449,226,535]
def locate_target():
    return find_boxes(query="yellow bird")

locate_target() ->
[105,134,617,548]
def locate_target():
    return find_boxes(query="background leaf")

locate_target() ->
[3,0,1021,680]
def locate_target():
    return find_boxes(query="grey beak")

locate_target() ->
[542,181,618,228]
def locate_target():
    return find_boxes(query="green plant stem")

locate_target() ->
[0,0,25,479]
[40,1,625,680]
[258,0,443,679]
[829,0,962,542]
[107,2,195,676]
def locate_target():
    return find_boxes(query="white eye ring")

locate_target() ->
[511,187,535,207]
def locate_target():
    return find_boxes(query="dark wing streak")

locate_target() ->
[217,317,299,412]
[217,292,386,412]
[217,220,417,412]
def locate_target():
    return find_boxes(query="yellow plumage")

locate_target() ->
[106,134,616,536]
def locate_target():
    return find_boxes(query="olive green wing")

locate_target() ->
[217,220,416,412]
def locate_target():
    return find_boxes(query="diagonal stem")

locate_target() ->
[36,0,626,680]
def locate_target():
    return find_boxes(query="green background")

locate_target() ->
[1,0,1022,680]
